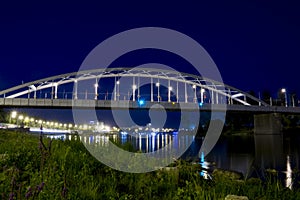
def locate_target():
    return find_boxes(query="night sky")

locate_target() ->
[0,1,300,103]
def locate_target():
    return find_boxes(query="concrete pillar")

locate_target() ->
[254,134,284,175]
[254,113,282,135]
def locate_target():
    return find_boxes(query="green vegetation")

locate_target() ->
[0,109,7,123]
[0,130,300,199]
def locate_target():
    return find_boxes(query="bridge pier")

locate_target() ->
[254,113,282,135]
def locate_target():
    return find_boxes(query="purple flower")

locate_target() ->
[25,186,33,199]
[25,191,32,199]
[37,182,45,192]
[62,187,67,197]
[9,192,15,200]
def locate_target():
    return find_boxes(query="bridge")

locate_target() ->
[0,98,300,114]
[0,67,299,113]
[1,67,300,135]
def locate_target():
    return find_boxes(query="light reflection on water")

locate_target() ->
[45,132,300,188]
[45,131,196,154]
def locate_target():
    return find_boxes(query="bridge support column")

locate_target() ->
[74,80,78,99]
[168,80,171,102]
[94,79,98,100]
[193,85,197,103]
[200,88,204,103]
[151,77,153,102]
[132,77,136,101]
[137,77,140,101]
[114,77,117,101]
[176,81,179,103]
[184,82,187,103]
[54,83,58,99]
[254,113,282,135]
[156,80,160,102]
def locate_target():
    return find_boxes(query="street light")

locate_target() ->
[292,94,296,107]
[10,111,17,123]
[132,84,137,101]
[200,88,205,104]
[94,83,98,100]
[116,80,120,100]
[18,115,24,126]
[24,117,29,126]
[281,88,288,107]
[156,82,160,102]
[168,86,172,102]
[192,85,197,103]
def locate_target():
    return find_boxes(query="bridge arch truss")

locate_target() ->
[0,67,268,106]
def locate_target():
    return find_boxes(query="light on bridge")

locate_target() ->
[138,99,145,106]
[281,88,288,107]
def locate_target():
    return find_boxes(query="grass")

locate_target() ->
[0,130,300,199]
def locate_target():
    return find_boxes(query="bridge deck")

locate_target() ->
[1,98,300,114]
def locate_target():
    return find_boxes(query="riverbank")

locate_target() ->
[0,130,300,199]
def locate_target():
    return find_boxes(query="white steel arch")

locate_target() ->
[0,67,268,106]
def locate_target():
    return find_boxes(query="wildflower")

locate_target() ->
[62,187,67,198]
[37,182,45,192]
[25,187,33,199]
[9,192,15,200]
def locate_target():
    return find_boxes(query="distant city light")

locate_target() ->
[24,117,29,123]
[11,111,17,119]
[138,99,145,106]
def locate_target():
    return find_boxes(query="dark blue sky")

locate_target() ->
[0,1,300,98]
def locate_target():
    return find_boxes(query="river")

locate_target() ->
[44,131,300,189]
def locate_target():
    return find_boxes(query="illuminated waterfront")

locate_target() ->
[43,130,300,189]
